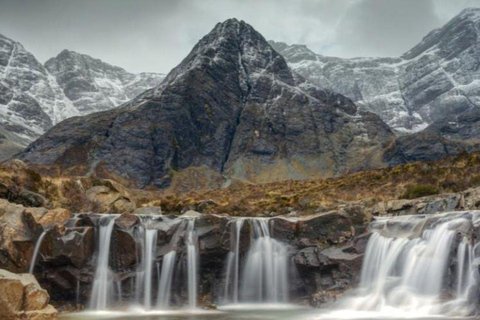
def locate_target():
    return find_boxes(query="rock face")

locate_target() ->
[270,8,480,134]
[0,34,164,162]
[19,19,394,189]
[0,269,57,319]
[0,33,78,160]
[45,50,165,114]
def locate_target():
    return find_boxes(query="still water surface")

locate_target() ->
[60,304,469,320]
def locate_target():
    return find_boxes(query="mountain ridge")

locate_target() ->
[18,18,394,189]
[0,33,165,160]
[269,7,480,134]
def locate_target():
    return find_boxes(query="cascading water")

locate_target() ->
[223,219,291,305]
[223,219,244,303]
[186,219,198,309]
[89,216,116,310]
[29,229,48,273]
[341,212,480,317]
[143,228,157,309]
[156,251,177,308]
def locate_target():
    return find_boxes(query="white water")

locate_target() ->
[29,229,47,273]
[89,216,116,310]
[186,219,198,309]
[341,212,480,317]
[224,219,244,303]
[143,229,157,309]
[223,219,290,304]
[156,251,177,308]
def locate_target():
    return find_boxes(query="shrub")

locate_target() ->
[400,184,440,200]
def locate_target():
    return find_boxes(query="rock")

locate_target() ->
[0,182,14,201]
[297,211,354,245]
[19,19,393,191]
[0,269,57,319]
[23,208,72,235]
[342,205,372,225]
[133,206,163,215]
[0,274,24,313]
[294,247,330,267]
[270,217,297,243]
[85,185,135,213]
[45,49,164,115]
[114,212,139,230]
[40,225,94,269]
[110,228,137,269]
[16,189,47,208]
[270,9,480,134]
[195,214,228,260]
[0,200,32,272]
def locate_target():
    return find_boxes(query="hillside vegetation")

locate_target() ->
[2,152,480,216]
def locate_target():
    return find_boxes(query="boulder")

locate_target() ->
[86,185,135,213]
[270,217,297,243]
[0,269,57,319]
[40,225,94,269]
[0,200,32,271]
[296,211,354,246]
[23,208,72,235]
[16,189,47,208]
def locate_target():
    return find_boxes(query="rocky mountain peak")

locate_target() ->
[153,18,294,96]
[19,19,393,189]
[402,7,480,60]
[45,48,165,114]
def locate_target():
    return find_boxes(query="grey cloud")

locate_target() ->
[0,0,478,74]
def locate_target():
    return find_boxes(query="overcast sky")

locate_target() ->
[0,0,479,74]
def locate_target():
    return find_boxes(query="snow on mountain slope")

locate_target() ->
[270,8,480,134]
[0,33,166,161]
[45,50,165,115]
[0,32,79,160]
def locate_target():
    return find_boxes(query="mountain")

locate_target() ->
[45,50,165,114]
[270,8,480,134]
[0,33,79,160]
[0,34,165,161]
[19,18,394,189]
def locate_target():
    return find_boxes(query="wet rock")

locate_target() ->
[41,225,94,269]
[196,214,228,260]
[23,208,72,235]
[114,212,139,230]
[294,247,330,267]
[296,211,354,246]
[270,217,297,243]
[110,227,137,269]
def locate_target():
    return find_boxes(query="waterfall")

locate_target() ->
[223,218,290,304]
[143,228,157,309]
[156,251,177,308]
[457,240,474,299]
[89,216,116,310]
[29,230,48,273]
[343,212,480,316]
[224,219,244,303]
[186,219,198,309]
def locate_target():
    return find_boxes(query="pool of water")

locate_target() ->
[60,305,472,320]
